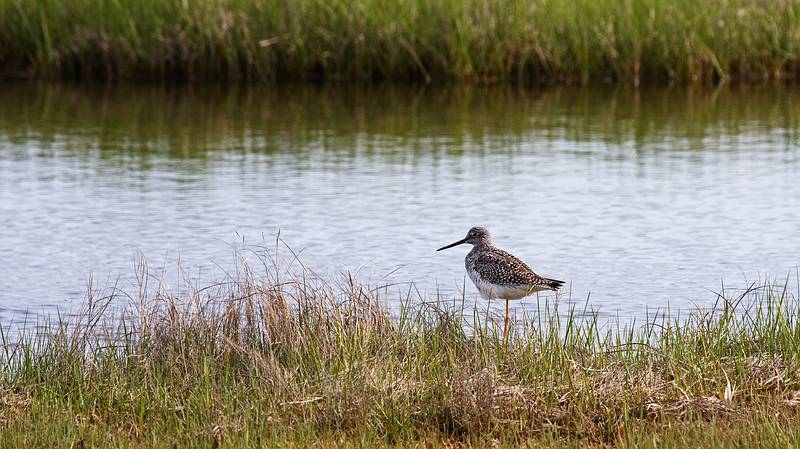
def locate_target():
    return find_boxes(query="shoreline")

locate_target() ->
[2,264,799,447]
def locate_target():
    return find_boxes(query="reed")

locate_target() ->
[1,0,800,84]
[2,249,800,447]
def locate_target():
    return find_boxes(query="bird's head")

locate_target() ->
[436,226,492,251]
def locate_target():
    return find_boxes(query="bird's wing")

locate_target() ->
[474,249,562,290]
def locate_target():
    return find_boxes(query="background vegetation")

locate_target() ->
[2,0,800,84]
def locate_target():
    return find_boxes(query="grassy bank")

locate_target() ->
[2,255,800,448]
[1,0,800,84]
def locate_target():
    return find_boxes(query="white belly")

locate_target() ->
[468,270,544,300]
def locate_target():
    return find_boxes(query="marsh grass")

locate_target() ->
[2,250,800,447]
[2,0,800,84]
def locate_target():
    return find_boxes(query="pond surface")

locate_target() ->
[1,83,799,323]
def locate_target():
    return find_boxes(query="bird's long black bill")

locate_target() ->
[436,238,467,251]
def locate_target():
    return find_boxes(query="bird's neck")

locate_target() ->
[469,242,493,253]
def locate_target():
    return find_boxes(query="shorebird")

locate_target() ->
[437,226,564,340]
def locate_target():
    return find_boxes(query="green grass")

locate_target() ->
[2,251,800,448]
[1,0,800,84]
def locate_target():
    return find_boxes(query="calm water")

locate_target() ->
[1,83,799,322]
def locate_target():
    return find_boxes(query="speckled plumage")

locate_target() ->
[437,226,563,301]
[466,244,563,300]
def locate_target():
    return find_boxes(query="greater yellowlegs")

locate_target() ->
[437,226,564,339]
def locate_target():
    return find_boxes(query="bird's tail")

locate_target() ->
[546,278,565,291]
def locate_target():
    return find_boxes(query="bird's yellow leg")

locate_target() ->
[503,299,510,342]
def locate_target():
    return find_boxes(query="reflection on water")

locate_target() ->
[1,83,799,322]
